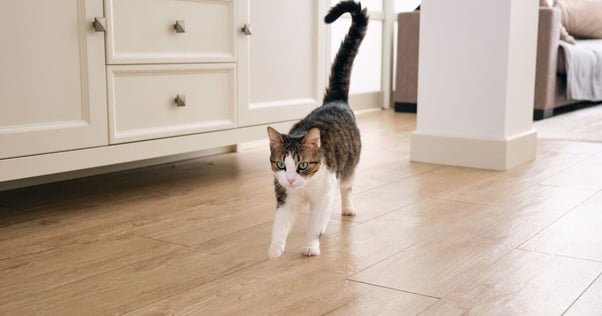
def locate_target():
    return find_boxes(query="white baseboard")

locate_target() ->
[0,146,236,191]
[410,130,537,170]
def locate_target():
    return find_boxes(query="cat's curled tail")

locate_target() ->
[323,1,369,104]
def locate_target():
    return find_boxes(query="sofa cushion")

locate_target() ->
[555,0,602,39]
[540,0,576,43]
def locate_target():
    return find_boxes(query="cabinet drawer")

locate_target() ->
[108,64,236,144]
[106,0,235,64]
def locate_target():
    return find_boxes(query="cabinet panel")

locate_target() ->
[106,0,235,64]
[237,0,328,127]
[0,0,108,159]
[108,64,236,144]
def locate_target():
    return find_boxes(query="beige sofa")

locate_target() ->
[394,8,594,120]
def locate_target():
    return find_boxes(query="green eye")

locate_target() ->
[276,161,286,170]
[298,162,309,170]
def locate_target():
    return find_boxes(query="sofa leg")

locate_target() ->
[394,102,417,113]
[533,108,554,120]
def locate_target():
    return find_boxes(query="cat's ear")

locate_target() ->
[267,127,283,148]
[303,128,321,148]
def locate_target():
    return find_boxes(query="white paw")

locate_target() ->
[268,243,285,259]
[342,208,356,216]
[301,246,321,257]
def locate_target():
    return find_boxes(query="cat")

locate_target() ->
[266,0,368,259]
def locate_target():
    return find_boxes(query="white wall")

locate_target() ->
[411,0,538,170]
[327,0,421,108]
[330,19,383,94]
[395,0,421,12]
[505,0,540,136]
[417,0,511,139]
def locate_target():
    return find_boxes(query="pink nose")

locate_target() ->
[287,178,295,185]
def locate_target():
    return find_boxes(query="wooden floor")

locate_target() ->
[535,103,602,142]
[1,109,602,315]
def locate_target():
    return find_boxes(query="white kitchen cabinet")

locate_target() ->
[237,0,328,126]
[0,0,108,159]
[0,0,328,186]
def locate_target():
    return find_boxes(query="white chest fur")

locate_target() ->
[268,162,338,259]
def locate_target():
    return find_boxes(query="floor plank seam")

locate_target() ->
[561,272,602,315]
[469,191,601,290]
[346,241,422,276]
[346,279,441,300]
[515,248,602,263]
[515,189,602,250]
[415,299,445,316]
[122,258,269,315]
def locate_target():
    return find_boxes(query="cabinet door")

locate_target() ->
[0,0,108,159]
[237,0,328,127]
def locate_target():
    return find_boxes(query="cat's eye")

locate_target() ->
[276,161,286,170]
[298,161,309,170]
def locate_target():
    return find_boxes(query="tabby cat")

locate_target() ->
[267,1,368,258]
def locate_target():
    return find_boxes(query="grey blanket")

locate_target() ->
[560,40,602,101]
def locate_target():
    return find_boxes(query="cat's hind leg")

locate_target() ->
[340,176,356,216]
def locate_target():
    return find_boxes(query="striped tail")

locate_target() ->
[323,1,369,104]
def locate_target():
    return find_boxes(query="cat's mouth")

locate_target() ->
[287,183,301,189]
[284,181,304,190]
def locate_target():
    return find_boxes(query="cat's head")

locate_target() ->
[267,127,322,190]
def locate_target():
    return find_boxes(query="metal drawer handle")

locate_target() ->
[174,20,186,33]
[93,17,106,32]
[175,94,186,107]
[242,24,252,36]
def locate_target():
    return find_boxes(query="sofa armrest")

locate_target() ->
[394,11,420,104]
[534,7,560,111]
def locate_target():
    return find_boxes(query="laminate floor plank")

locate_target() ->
[125,199,485,315]
[540,153,602,190]
[349,185,596,298]
[418,251,602,315]
[2,110,602,314]
[277,281,438,316]
[521,191,602,262]
[0,234,182,307]
[564,273,602,316]
[0,214,345,315]
[441,250,602,315]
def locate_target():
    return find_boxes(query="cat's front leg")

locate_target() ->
[268,205,296,259]
[302,193,334,256]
